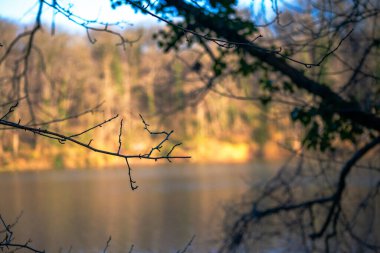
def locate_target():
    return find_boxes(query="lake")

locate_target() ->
[0,163,278,253]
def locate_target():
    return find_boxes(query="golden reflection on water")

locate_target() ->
[0,163,276,253]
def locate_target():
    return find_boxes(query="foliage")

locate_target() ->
[116,0,380,152]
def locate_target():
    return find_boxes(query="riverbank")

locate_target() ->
[0,139,288,171]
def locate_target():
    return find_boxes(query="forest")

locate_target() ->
[0,19,289,170]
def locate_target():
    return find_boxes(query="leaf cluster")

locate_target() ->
[291,105,364,151]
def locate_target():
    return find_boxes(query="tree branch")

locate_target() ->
[154,0,380,133]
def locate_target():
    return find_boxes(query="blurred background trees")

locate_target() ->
[0,18,281,169]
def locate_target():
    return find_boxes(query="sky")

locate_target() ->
[0,0,280,34]
[0,0,158,33]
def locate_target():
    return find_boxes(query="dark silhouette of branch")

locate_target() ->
[0,104,190,190]
[176,235,195,253]
[41,0,141,49]
[128,244,134,253]
[117,0,380,134]
[0,102,105,131]
[340,39,378,93]
[0,101,19,120]
[30,102,105,127]
[310,135,380,239]
[119,0,353,68]
[224,136,380,251]
[125,158,138,190]
[102,236,111,253]
[117,119,123,154]
[68,114,119,139]
[210,86,303,107]
[0,215,44,253]
[139,114,185,162]
[0,96,26,108]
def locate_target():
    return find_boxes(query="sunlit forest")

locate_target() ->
[0,20,293,170]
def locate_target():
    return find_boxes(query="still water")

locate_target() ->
[0,163,277,253]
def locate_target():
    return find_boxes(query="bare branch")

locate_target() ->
[30,102,105,127]
[310,135,380,239]
[0,102,18,120]
[225,136,380,251]
[0,116,190,161]
[0,215,44,253]
[176,235,195,253]
[42,0,141,49]
[69,115,119,139]
[139,114,184,160]
[0,109,190,190]
[102,236,111,253]
[121,0,353,68]
[126,158,138,191]
[117,119,123,154]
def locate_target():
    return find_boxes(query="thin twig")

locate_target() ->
[0,102,18,120]
[139,114,183,160]
[125,158,138,191]
[69,114,119,138]
[117,119,123,154]
[29,102,104,127]
[102,236,111,253]
[177,235,195,253]
[0,215,44,253]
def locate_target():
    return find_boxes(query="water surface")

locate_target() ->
[0,163,276,253]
